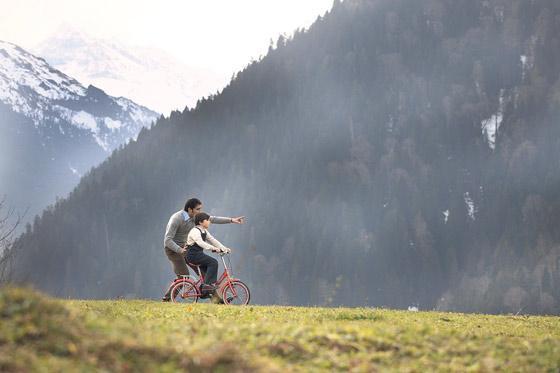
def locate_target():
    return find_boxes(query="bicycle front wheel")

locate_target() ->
[171,280,199,304]
[222,280,250,305]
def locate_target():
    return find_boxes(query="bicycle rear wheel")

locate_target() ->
[171,280,199,303]
[221,280,250,305]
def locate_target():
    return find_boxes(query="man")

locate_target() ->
[162,197,245,301]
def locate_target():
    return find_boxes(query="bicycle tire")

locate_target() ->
[171,280,199,304]
[221,280,250,305]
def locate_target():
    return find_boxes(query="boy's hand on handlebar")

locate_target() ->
[210,247,231,254]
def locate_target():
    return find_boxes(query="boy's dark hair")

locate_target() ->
[184,198,202,211]
[194,212,211,226]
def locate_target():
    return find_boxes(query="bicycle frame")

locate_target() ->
[171,252,249,304]
[187,253,239,298]
[217,254,232,284]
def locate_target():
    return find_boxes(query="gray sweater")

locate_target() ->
[164,210,231,253]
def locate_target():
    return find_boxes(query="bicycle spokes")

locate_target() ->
[222,281,250,305]
[171,281,198,304]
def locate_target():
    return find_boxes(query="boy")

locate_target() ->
[186,212,232,297]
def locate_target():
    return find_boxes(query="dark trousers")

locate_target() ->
[186,249,218,285]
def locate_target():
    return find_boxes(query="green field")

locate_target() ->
[1,287,559,372]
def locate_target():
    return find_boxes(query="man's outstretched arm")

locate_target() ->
[210,216,246,224]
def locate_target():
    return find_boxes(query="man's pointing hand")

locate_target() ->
[231,216,246,224]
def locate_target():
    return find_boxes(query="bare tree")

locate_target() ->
[0,196,24,284]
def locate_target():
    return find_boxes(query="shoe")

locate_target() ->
[161,297,171,302]
[211,293,224,304]
[201,284,217,292]
[200,284,216,299]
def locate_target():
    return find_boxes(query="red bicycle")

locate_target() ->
[170,252,250,305]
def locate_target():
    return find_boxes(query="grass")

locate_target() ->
[1,287,559,372]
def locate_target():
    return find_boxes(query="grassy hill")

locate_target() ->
[1,287,559,372]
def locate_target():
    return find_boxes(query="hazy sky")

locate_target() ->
[0,0,334,74]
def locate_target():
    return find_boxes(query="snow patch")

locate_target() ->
[93,134,110,152]
[481,89,505,150]
[71,110,109,151]
[72,110,98,132]
[464,192,476,221]
[104,117,122,130]
[520,55,527,80]
[442,209,449,224]
[115,97,131,111]
[481,113,502,150]
[68,164,81,177]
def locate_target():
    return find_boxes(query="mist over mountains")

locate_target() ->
[0,40,158,228]
[34,26,227,114]
[6,0,560,314]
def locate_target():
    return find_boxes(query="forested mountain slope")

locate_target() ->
[7,0,560,314]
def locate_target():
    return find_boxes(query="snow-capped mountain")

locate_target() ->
[34,27,227,114]
[0,40,158,228]
[0,40,158,151]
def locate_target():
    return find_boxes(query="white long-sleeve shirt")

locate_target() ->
[163,210,231,253]
[186,226,228,252]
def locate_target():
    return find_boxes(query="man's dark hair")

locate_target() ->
[194,212,211,226]
[184,198,202,212]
